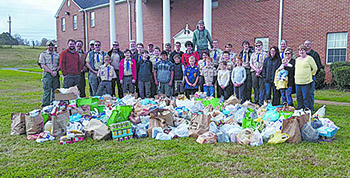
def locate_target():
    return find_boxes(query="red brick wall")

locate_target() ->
[56,0,85,52]
[283,0,350,83]
[86,7,110,51]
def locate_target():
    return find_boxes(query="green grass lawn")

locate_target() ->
[0,45,45,68]
[315,89,350,103]
[0,69,350,177]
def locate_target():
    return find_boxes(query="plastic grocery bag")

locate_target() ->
[173,122,189,137]
[152,127,164,139]
[230,127,242,143]
[313,105,326,118]
[134,123,148,138]
[242,117,257,129]
[281,117,301,143]
[319,118,339,129]
[262,110,280,122]
[155,133,172,140]
[196,131,217,144]
[261,124,278,142]
[250,130,263,146]
[209,122,218,133]
[237,128,254,145]
[216,130,230,143]
[233,105,247,123]
[148,109,169,138]
[107,105,133,126]
[11,113,26,135]
[268,131,290,144]
[301,123,319,142]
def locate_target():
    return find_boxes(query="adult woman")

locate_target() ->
[262,46,282,106]
[283,47,296,106]
[295,45,317,111]
[182,41,200,67]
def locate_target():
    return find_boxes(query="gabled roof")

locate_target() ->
[55,0,122,18]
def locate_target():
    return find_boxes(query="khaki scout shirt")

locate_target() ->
[86,50,105,70]
[97,64,116,81]
[250,51,267,72]
[110,52,121,70]
[38,50,60,71]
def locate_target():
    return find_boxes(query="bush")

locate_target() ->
[315,68,326,89]
[329,62,350,86]
[333,66,350,90]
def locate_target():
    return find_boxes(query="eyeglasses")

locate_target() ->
[285,52,291,55]
[94,44,101,46]
[255,45,261,47]
[113,44,119,46]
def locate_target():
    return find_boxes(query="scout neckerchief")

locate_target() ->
[126,58,131,71]
[213,49,217,61]
[96,52,100,62]
[107,65,110,80]
[244,51,247,62]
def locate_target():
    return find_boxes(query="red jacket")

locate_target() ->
[119,58,137,80]
[182,51,199,67]
[59,49,81,76]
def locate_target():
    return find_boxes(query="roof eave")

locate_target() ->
[79,0,127,12]
[54,0,83,18]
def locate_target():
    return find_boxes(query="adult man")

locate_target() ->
[88,40,95,52]
[39,41,60,107]
[250,40,268,105]
[136,43,144,62]
[192,20,213,55]
[169,41,184,63]
[86,41,106,96]
[148,43,155,57]
[165,43,172,57]
[239,40,254,102]
[305,40,324,110]
[60,39,81,89]
[108,41,125,97]
[280,39,288,59]
[129,40,138,60]
[210,39,223,68]
[76,40,87,97]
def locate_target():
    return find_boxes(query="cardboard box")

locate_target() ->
[54,86,79,101]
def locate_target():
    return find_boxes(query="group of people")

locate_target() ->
[39,20,323,112]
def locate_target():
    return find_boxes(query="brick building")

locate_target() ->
[55,0,350,82]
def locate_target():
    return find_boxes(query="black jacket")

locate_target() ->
[262,56,282,84]
[169,50,184,63]
[306,49,324,76]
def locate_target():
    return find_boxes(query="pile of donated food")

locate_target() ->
[10,86,339,145]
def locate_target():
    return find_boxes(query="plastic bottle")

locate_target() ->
[44,121,53,133]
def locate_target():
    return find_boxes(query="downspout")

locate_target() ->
[278,0,283,49]
[127,0,132,41]
[83,9,89,51]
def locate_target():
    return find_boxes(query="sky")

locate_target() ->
[0,0,62,41]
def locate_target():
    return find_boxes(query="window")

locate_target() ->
[61,18,66,32]
[326,32,348,63]
[90,12,95,27]
[73,15,77,30]
[67,0,70,6]
[255,37,269,53]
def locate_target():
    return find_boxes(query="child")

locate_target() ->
[201,57,217,97]
[221,51,235,72]
[173,54,185,96]
[119,49,137,94]
[274,57,293,105]
[231,57,246,101]
[137,50,153,99]
[198,51,210,92]
[96,56,117,96]
[217,61,231,100]
[184,56,200,99]
[150,47,161,97]
[153,51,174,98]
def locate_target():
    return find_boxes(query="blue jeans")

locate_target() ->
[234,84,244,100]
[296,83,313,110]
[265,82,280,106]
[204,86,215,97]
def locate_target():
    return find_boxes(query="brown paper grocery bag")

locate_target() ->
[11,113,26,135]
[148,109,168,138]
[189,114,211,139]
[84,119,111,140]
[52,110,69,137]
[25,110,44,135]
[282,117,301,143]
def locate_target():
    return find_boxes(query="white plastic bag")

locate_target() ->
[250,130,263,146]
[230,127,242,143]
[152,127,163,139]
[209,122,218,133]
[313,105,326,118]
[216,130,230,143]
[155,133,172,140]
[173,122,189,137]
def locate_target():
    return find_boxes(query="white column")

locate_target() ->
[109,0,116,48]
[278,0,284,49]
[163,0,171,48]
[203,0,212,34]
[136,0,143,43]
